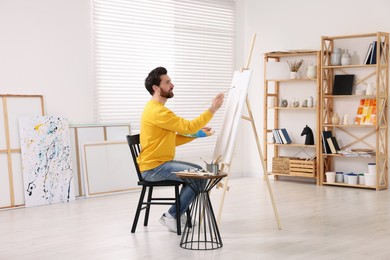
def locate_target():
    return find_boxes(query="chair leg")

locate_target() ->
[131,186,147,233]
[144,186,153,226]
[175,185,181,235]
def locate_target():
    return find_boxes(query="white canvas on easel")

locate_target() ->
[213,70,252,164]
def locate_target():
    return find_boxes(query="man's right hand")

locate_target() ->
[209,93,225,114]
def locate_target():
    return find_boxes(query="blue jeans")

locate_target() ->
[142,160,203,218]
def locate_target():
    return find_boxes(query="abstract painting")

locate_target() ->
[19,116,75,207]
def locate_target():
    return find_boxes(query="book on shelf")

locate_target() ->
[354,98,376,125]
[331,136,340,151]
[280,128,292,144]
[326,138,337,154]
[370,41,377,64]
[277,129,287,144]
[272,129,282,144]
[365,41,383,65]
[363,43,373,65]
[332,74,355,95]
[321,130,333,154]
[272,128,292,144]
[326,137,340,154]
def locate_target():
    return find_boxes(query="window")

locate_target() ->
[93,0,235,159]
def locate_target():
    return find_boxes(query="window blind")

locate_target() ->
[93,0,235,160]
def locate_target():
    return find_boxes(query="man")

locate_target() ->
[138,66,224,232]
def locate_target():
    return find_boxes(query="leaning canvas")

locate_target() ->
[19,116,75,207]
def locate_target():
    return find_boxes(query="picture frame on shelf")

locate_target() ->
[332,74,355,95]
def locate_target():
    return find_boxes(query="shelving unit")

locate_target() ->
[319,32,389,190]
[263,51,321,183]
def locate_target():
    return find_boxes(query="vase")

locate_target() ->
[330,48,341,66]
[307,96,313,107]
[331,113,340,125]
[292,98,299,107]
[341,49,351,65]
[279,99,288,107]
[306,65,317,79]
[343,114,349,125]
[290,71,298,79]
[366,83,375,95]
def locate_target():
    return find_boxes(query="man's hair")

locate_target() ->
[145,66,167,95]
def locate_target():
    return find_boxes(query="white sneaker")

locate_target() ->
[181,214,197,227]
[159,214,178,233]
[181,214,188,226]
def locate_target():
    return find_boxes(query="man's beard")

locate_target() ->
[160,88,174,98]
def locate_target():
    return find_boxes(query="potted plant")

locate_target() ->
[287,59,303,79]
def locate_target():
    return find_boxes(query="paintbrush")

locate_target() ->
[221,86,236,94]
[204,86,235,106]
[200,157,209,165]
[213,154,222,164]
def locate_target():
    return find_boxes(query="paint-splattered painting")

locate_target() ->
[19,116,75,207]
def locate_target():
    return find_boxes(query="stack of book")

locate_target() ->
[272,128,292,144]
[337,148,375,157]
[363,41,381,65]
[322,130,340,154]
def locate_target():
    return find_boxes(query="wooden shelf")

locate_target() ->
[321,153,376,157]
[264,50,321,183]
[319,32,389,190]
[267,143,316,147]
[268,172,317,178]
[266,79,316,82]
[322,32,380,40]
[323,94,377,98]
[323,64,376,69]
[322,182,376,189]
[322,124,376,128]
[267,107,317,110]
[265,50,319,58]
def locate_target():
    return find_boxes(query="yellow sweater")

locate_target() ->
[138,100,213,172]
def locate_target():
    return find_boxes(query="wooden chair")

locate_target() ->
[126,134,184,235]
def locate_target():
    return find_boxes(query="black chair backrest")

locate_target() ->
[126,134,143,182]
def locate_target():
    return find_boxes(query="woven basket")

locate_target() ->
[272,156,295,174]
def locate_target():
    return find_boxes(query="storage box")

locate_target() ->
[289,158,316,177]
[272,157,316,176]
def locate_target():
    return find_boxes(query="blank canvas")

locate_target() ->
[213,70,252,164]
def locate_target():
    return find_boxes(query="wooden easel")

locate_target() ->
[216,34,282,230]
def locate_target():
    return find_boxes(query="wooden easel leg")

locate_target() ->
[245,96,282,229]
[215,97,282,229]
[216,173,229,224]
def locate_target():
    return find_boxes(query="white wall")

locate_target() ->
[237,0,390,176]
[0,0,93,124]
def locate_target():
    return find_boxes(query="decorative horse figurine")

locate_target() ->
[301,125,314,145]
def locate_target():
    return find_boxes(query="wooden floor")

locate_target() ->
[1,177,390,260]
